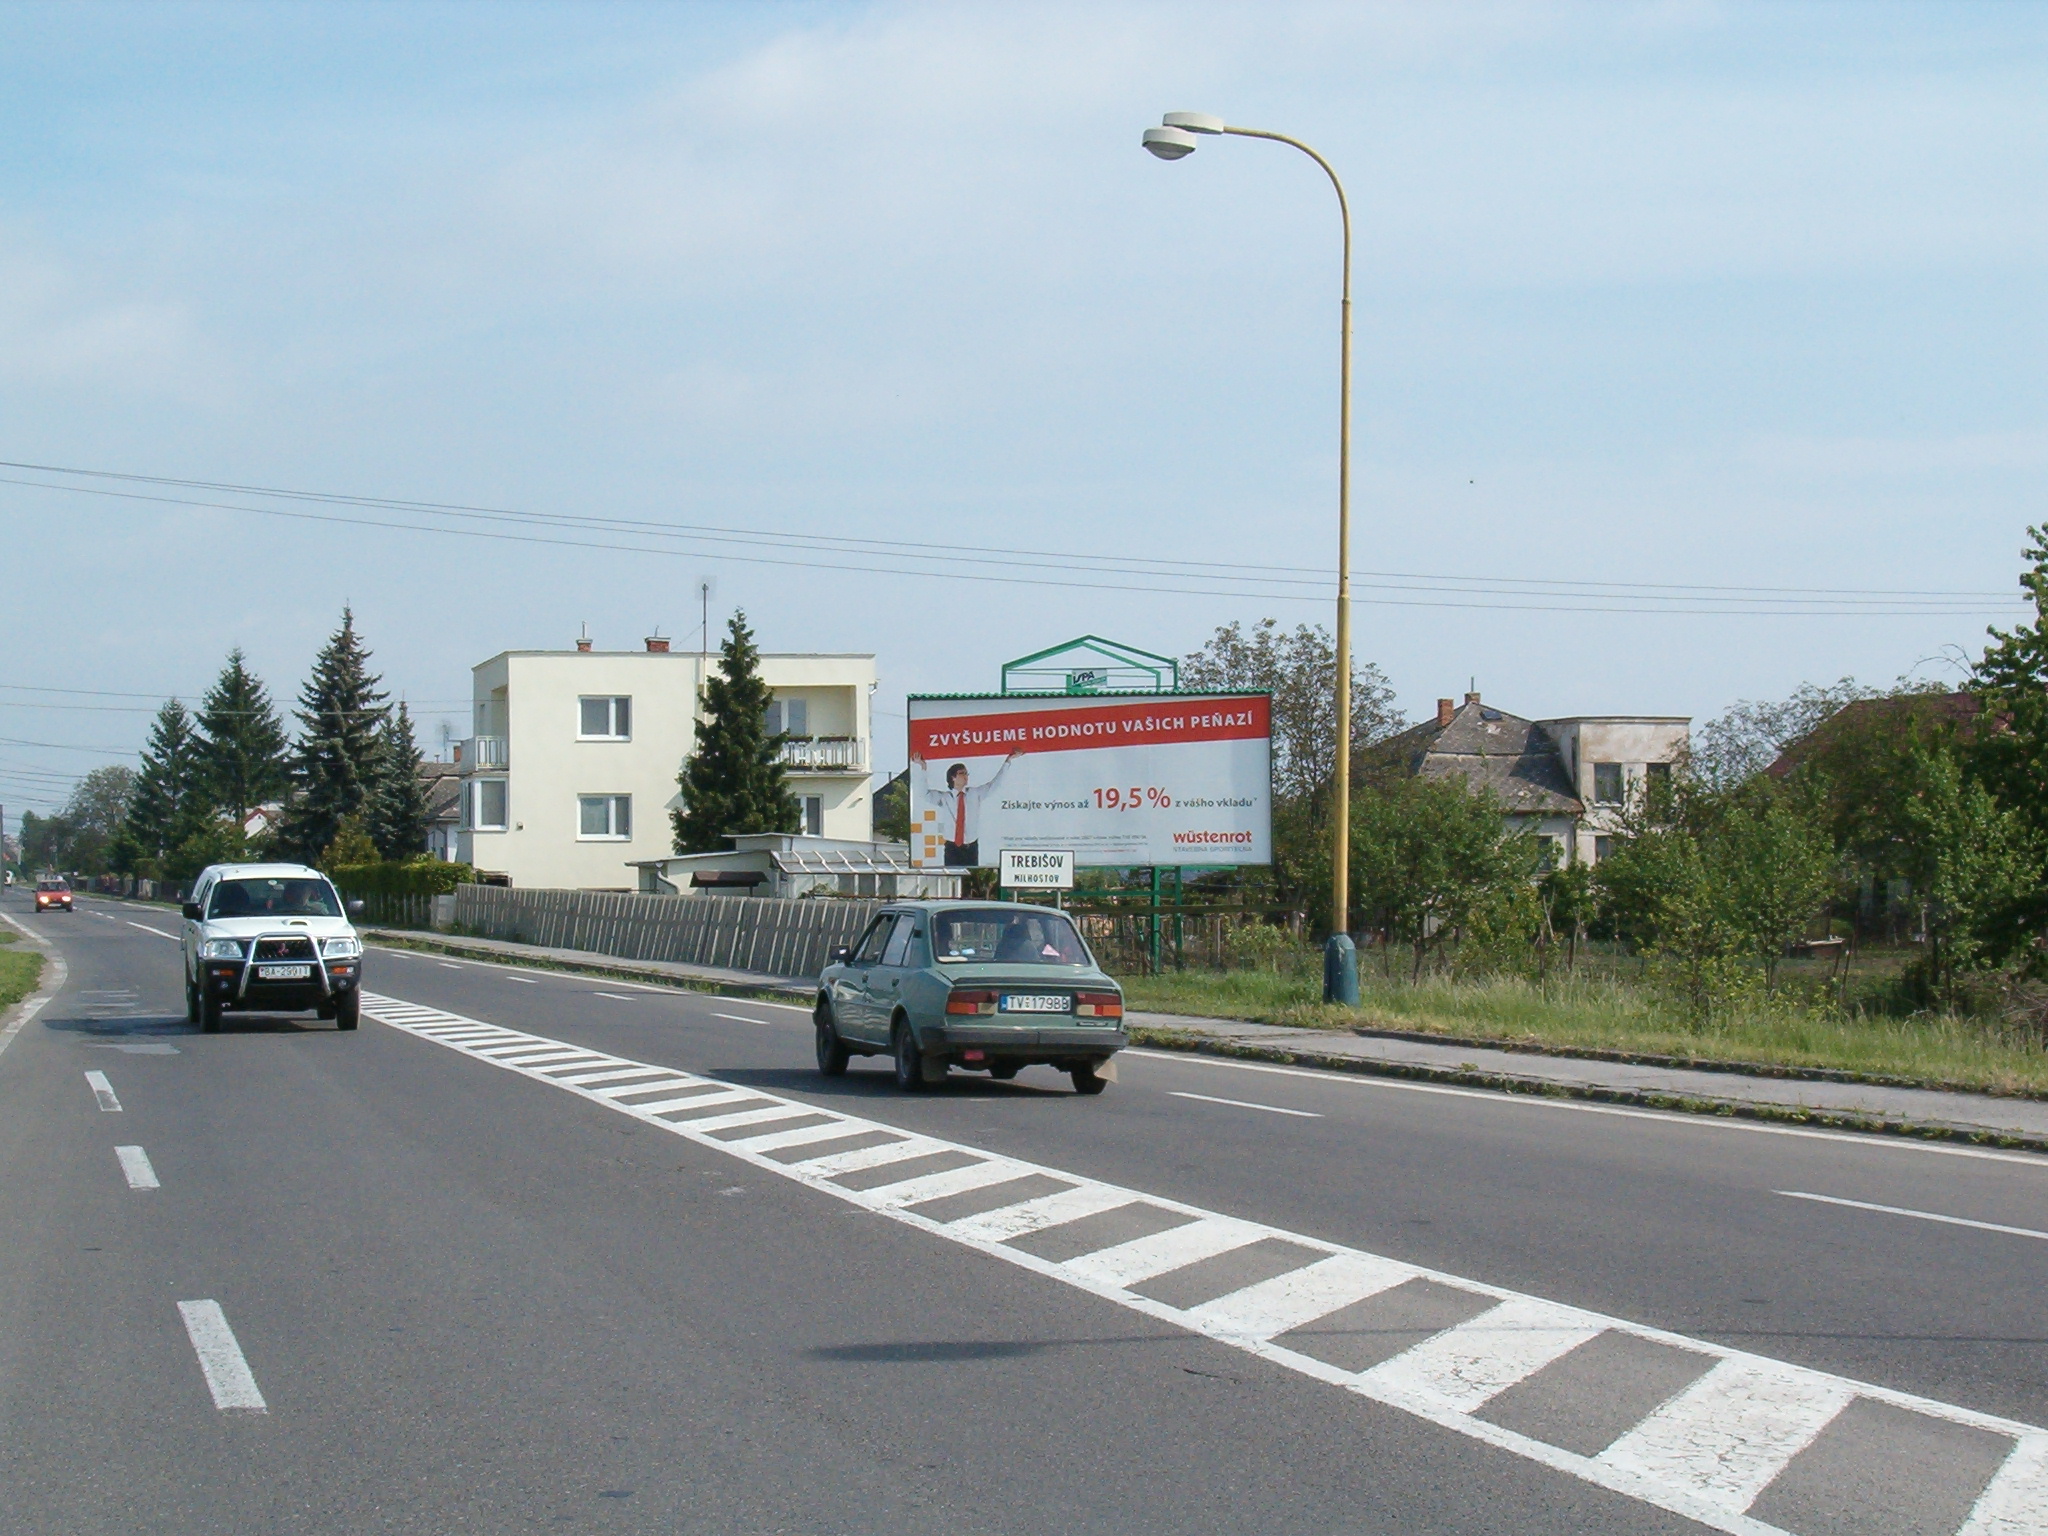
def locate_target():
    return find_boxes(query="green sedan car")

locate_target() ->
[814,900,1127,1095]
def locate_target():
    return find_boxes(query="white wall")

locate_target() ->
[457,648,876,889]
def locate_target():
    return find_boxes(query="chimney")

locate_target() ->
[1465,691,1482,706]
[575,637,593,652]
[1436,698,1455,728]
[644,635,670,653]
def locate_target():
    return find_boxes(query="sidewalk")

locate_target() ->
[366,929,2048,1153]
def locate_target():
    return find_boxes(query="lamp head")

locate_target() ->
[1143,126,1198,161]
[1162,112,1225,135]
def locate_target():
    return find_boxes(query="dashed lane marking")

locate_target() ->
[1121,1049,2048,1170]
[360,992,2047,1536]
[126,922,177,940]
[116,1145,159,1190]
[1777,1191,2048,1245]
[1171,1090,1322,1118]
[176,1300,267,1412]
[83,1070,122,1112]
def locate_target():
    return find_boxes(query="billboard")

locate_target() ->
[907,693,1272,870]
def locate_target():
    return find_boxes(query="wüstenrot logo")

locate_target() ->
[1172,830,1254,845]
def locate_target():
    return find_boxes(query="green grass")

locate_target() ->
[1120,965,2048,1096]
[0,933,42,1014]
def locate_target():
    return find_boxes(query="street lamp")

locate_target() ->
[1143,111,1359,1006]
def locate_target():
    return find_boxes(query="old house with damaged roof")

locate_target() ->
[1377,692,1689,868]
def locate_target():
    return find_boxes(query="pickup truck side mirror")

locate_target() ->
[346,899,366,916]
[181,902,202,921]
[830,945,852,965]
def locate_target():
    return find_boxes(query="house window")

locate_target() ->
[1645,761,1671,788]
[1594,835,1615,863]
[578,794,632,840]
[801,795,823,836]
[578,696,631,740]
[765,698,809,737]
[468,779,509,831]
[1537,835,1563,871]
[1593,762,1624,804]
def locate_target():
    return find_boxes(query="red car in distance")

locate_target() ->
[34,878,73,913]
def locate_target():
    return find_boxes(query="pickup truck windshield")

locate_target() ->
[933,908,1090,966]
[207,878,342,919]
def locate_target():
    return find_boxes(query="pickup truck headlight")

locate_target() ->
[321,936,362,959]
[200,939,246,960]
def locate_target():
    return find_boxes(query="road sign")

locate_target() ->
[1000,849,1074,890]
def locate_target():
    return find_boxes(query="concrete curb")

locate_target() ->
[1129,1026,2048,1156]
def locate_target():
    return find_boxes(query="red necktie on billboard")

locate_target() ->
[954,791,967,845]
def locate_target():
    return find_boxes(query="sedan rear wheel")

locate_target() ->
[892,1022,927,1093]
[1069,1061,1109,1096]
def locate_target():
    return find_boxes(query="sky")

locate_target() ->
[2,0,2044,830]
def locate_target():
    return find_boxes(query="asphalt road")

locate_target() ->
[2,892,2043,1535]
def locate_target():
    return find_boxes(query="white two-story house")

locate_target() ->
[453,635,876,889]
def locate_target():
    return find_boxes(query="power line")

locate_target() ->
[0,461,2026,617]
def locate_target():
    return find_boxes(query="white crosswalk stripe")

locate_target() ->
[361,991,2044,1536]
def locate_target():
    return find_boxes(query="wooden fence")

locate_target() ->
[451,885,882,982]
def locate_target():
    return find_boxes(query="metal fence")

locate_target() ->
[450,884,882,981]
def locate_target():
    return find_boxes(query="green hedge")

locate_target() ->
[330,858,475,897]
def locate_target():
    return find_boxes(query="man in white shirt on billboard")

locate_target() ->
[912,751,1021,867]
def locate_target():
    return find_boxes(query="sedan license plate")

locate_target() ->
[1000,993,1070,1014]
[257,963,312,980]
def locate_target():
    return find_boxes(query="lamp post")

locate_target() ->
[1143,112,1359,1005]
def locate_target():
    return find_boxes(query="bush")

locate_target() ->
[329,857,475,898]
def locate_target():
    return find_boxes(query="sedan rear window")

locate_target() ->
[933,909,1089,966]
[207,878,342,919]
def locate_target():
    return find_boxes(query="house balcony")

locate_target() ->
[456,736,510,770]
[777,736,865,773]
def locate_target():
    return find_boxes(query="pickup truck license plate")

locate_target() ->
[258,964,312,980]
[1000,993,1070,1014]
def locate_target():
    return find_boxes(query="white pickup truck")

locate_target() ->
[181,862,366,1033]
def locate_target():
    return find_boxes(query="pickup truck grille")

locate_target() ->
[254,937,317,961]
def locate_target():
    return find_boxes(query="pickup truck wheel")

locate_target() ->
[1069,1061,1109,1095]
[335,991,359,1031]
[814,1007,850,1077]
[200,992,223,1034]
[892,1022,928,1093]
[184,976,199,1025]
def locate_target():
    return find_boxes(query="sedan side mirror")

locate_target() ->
[830,945,852,964]
[181,902,202,921]
[346,899,366,916]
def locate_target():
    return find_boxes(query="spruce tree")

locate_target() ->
[277,609,389,864]
[672,611,799,853]
[124,700,211,868]
[365,701,432,859]
[196,647,289,825]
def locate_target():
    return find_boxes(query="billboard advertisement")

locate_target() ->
[907,693,1272,870]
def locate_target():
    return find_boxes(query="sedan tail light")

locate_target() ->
[1075,992,1122,1019]
[945,989,998,1016]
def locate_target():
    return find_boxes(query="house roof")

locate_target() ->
[419,760,463,824]
[1765,691,1983,779]
[1379,700,1584,815]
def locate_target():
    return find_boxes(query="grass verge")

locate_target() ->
[1120,968,2048,1097]
[0,931,44,1014]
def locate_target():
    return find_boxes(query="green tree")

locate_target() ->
[872,769,911,843]
[276,609,389,863]
[1894,743,2040,1005]
[672,611,798,853]
[322,814,380,869]
[1969,524,2048,903]
[124,701,211,871]
[365,702,431,859]
[27,765,139,875]
[196,648,289,825]
[1350,775,1535,980]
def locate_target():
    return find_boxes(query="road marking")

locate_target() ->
[714,1011,781,1026]
[115,1145,160,1189]
[1171,1090,1321,1118]
[593,992,634,1001]
[1122,1049,2048,1170]
[84,1070,122,1111]
[440,962,464,969]
[0,910,67,1060]
[176,1300,267,1412]
[126,921,177,940]
[507,976,538,984]
[1777,1190,2048,1244]
[361,990,2044,1536]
